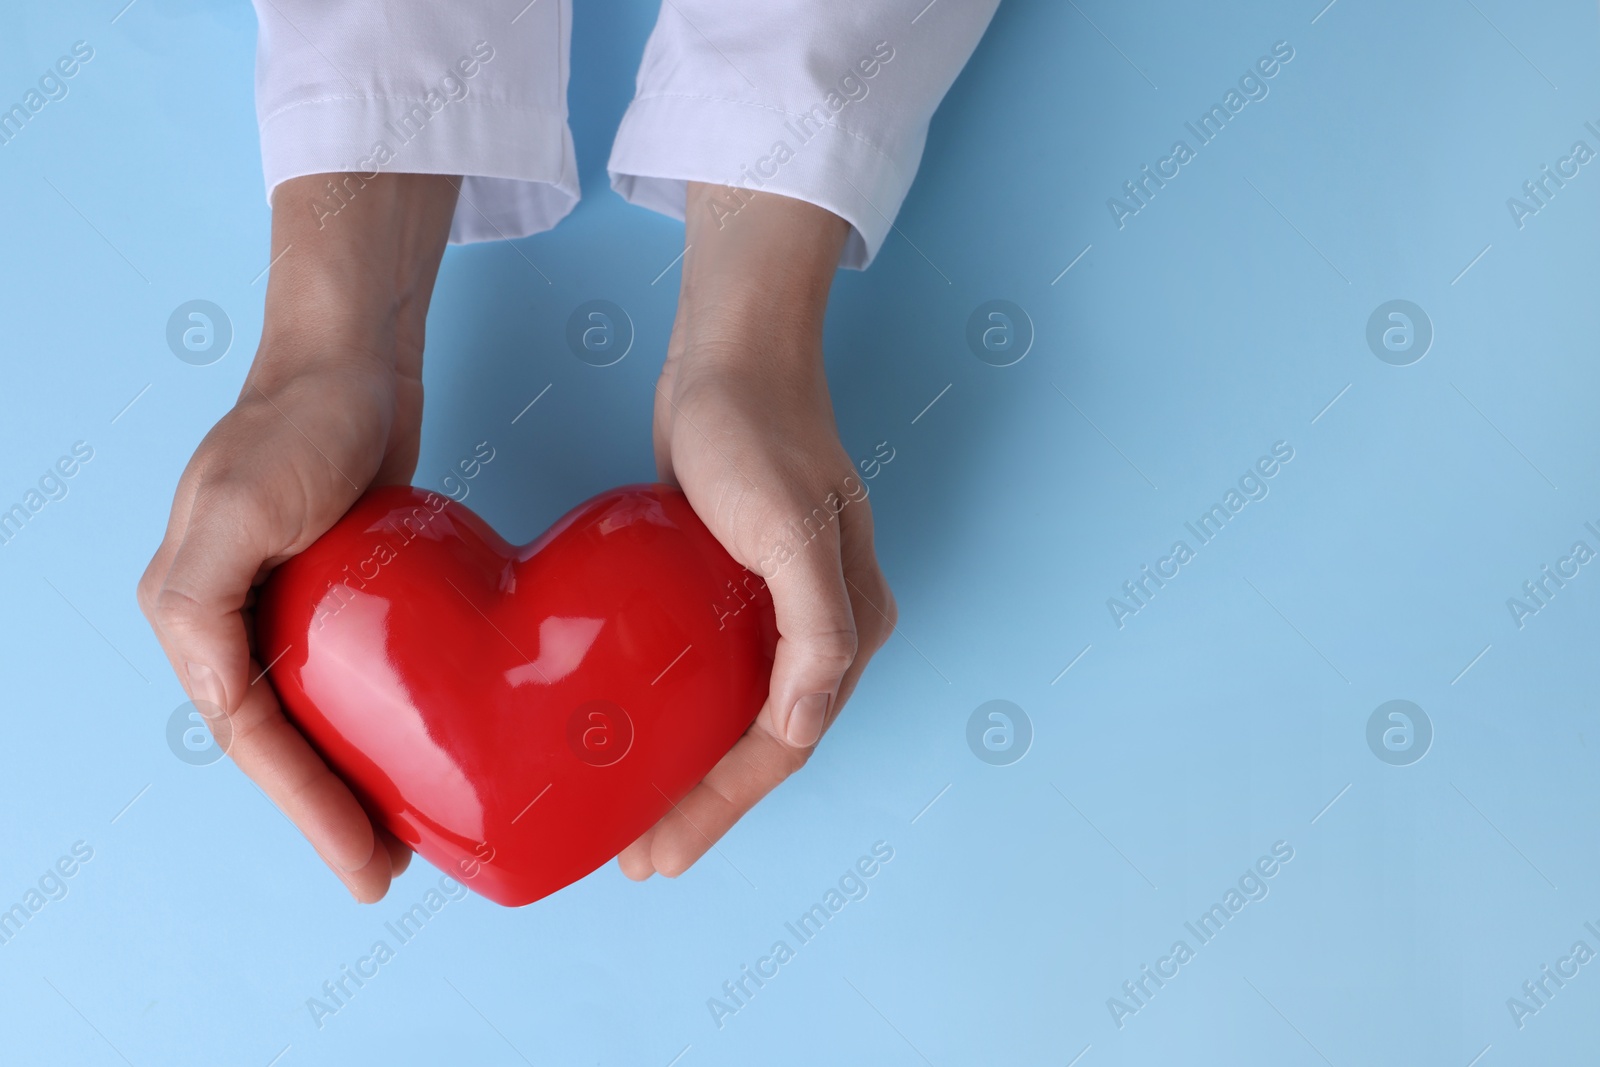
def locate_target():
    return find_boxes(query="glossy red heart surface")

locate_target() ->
[255,485,777,906]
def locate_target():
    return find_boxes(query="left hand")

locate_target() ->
[617,184,898,879]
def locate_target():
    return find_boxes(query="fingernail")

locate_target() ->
[786,693,829,747]
[185,661,227,716]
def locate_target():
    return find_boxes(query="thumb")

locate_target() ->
[761,520,858,749]
[153,491,275,716]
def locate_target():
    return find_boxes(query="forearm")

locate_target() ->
[674,182,850,368]
[255,173,460,383]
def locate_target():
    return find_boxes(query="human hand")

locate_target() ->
[137,174,458,902]
[618,184,898,880]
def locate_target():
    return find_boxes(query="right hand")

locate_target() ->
[137,173,458,902]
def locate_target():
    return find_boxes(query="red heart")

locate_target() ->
[255,485,777,906]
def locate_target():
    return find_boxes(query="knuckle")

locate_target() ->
[187,476,280,561]
[878,590,899,642]
[781,742,813,776]
[279,766,329,816]
[848,567,896,652]
[150,584,208,635]
[806,627,859,674]
[135,564,161,619]
[190,474,264,530]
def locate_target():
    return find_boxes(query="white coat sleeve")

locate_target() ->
[252,1,578,244]
[607,1,999,269]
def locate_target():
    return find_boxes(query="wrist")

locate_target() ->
[258,173,460,375]
[675,183,849,364]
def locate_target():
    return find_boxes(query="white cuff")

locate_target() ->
[252,0,577,245]
[606,1,1000,270]
[259,95,578,243]
[608,92,905,270]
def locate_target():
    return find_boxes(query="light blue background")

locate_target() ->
[3,1,1599,1063]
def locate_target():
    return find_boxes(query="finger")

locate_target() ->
[647,722,808,877]
[829,494,896,726]
[147,451,209,560]
[377,826,413,879]
[143,491,383,879]
[635,571,892,879]
[314,832,393,903]
[225,665,381,875]
[761,514,858,749]
[632,510,894,879]
[150,482,281,715]
[617,827,659,881]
